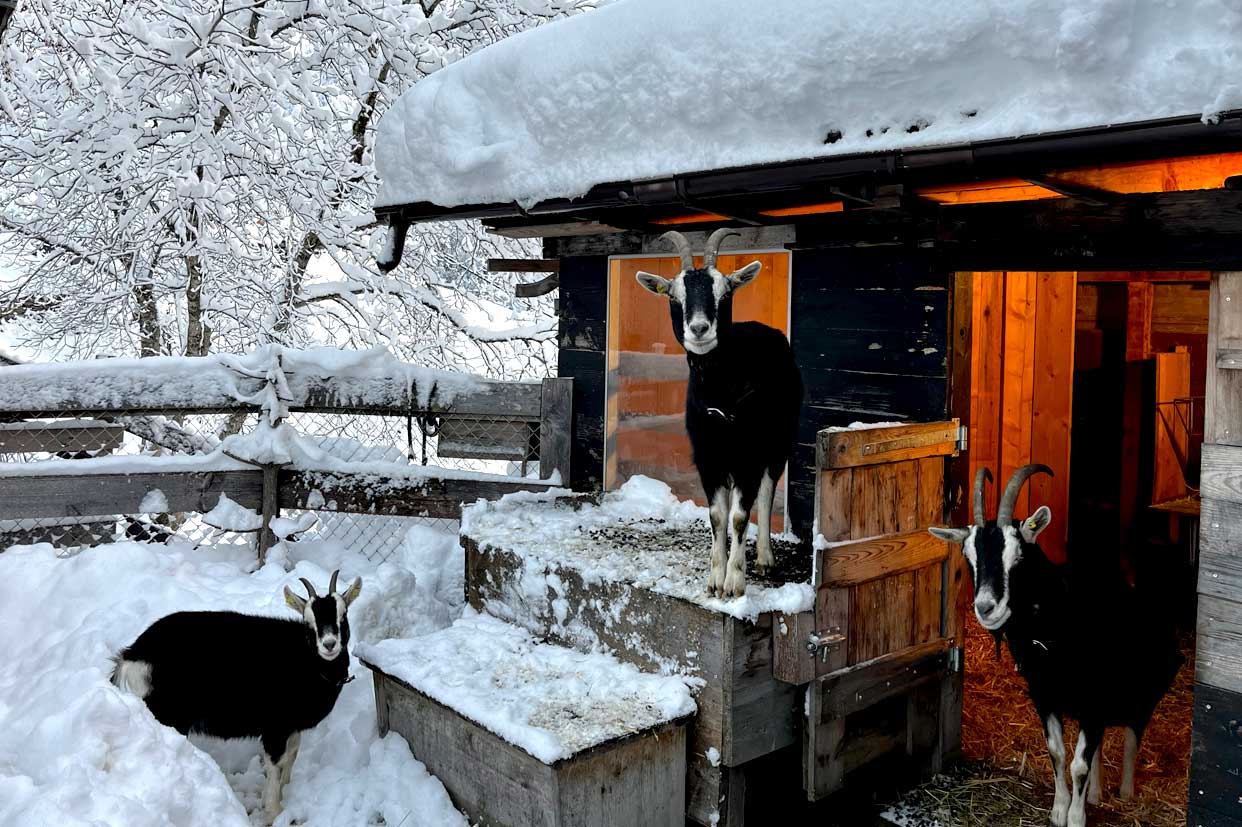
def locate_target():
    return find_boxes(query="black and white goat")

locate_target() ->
[637,229,802,597]
[930,466,1181,827]
[111,571,362,823]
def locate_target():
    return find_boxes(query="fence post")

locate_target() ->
[538,377,573,483]
[258,464,280,563]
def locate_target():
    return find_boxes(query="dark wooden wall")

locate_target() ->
[786,247,950,536]
[556,254,608,491]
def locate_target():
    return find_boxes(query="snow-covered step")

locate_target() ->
[459,478,815,826]
[357,612,695,827]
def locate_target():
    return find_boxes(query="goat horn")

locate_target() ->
[973,467,993,529]
[996,464,1054,527]
[299,577,318,599]
[703,227,740,270]
[659,231,695,272]
[329,569,340,595]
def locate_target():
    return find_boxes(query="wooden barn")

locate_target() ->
[363,4,1242,826]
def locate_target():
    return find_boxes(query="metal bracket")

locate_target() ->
[806,627,847,662]
[956,424,968,452]
[947,646,964,674]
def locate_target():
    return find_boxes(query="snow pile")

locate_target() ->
[0,345,482,415]
[200,493,264,533]
[375,0,1242,209]
[461,475,815,621]
[0,530,470,827]
[357,610,696,764]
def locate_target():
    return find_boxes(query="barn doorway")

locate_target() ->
[602,250,792,528]
[953,270,1204,825]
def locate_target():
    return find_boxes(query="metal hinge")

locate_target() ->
[806,628,847,663]
[947,646,964,673]
[956,424,968,452]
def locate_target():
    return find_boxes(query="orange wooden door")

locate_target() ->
[967,272,1076,563]
[605,253,791,520]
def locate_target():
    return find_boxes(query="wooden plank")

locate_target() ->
[0,367,547,421]
[1202,443,1242,503]
[539,377,574,481]
[1000,272,1036,520]
[1126,282,1155,360]
[970,272,1005,519]
[258,465,279,562]
[1030,272,1077,563]
[1197,593,1242,694]
[722,613,802,765]
[0,420,124,455]
[815,469,853,545]
[1198,497,1242,601]
[1153,349,1192,503]
[816,640,950,718]
[1078,271,1211,283]
[817,421,959,470]
[819,530,950,588]
[279,470,555,520]
[555,721,688,827]
[849,575,914,663]
[804,682,845,800]
[772,610,816,684]
[1190,682,1242,824]
[912,564,942,645]
[0,470,261,520]
[487,258,561,273]
[814,586,850,677]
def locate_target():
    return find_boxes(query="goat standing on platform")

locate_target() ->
[111,571,362,823]
[636,229,802,598]
[930,466,1181,827]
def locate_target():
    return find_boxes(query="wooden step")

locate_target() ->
[460,488,816,826]
[358,613,692,827]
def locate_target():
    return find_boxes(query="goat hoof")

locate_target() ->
[753,563,769,576]
[723,570,746,598]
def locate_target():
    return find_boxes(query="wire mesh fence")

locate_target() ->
[0,405,544,563]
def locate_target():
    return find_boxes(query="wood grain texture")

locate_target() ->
[1198,497,1242,602]
[819,530,950,588]
[0,470,261,520]
[1198,593,1242,694]
[0,420,124,455]
[1000,271,1037,520]
[370,663,688,827]
[970,272,1004,519]
[1029,272,1076,562]
[1190,682,1242,825]
[1125,281,1155,361]
[1202,443,1242,503]
[772,611,816,685]
[816,640,949,718]
[818,422,958,470]
[815,469,853,546]
[539,377,574,481]
[849,574,914,663]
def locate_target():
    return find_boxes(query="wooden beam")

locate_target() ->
[817,421,960,470]
[514,272,560,298]
[538,377,573,482]
[1125,282,1154,360]
[0,470,262,521]
[486,258,561,274]
[278,469,556,520]
[1077,271,1210,283]
[814,640,950,717]
[487,220,627,239]
[1022,175,1117,206]
[818,530,950,588]
[0,420,124,455]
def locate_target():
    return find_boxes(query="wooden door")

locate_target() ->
[801,421,964,799]
[604,253,790,518]
[967,271,1076,563]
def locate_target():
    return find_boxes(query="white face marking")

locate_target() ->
[115,660,152,698]
[962,525,978,574]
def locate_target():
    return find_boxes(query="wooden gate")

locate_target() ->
[798,420,966,798]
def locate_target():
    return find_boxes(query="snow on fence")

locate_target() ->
[0,349,571,563]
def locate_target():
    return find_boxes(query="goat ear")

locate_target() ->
[726,261,762,290]
[284,585,307,613]
[342,577,363,607]
[928,526,971,545]
[1020,506,1052,543]
[635,271,671,296]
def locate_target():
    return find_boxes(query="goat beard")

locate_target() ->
[992,629,1004,661]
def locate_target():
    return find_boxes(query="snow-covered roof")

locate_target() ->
[375,0,1242,211]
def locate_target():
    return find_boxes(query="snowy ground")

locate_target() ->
[0,527,471,827]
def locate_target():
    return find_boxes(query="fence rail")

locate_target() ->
[0,354,571,562]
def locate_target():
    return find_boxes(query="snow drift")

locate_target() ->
[375,0,1242,209]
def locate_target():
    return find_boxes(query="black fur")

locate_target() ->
[112,603,351,764]
[976,523,1182,812]
[685,320,802,512]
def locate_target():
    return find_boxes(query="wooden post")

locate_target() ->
[258,464,280,563]
[1125,281,1154,361]
[539,377,573,483]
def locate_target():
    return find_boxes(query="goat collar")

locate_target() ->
[318,671,355,689]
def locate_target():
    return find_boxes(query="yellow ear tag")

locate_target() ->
[1027,520,1037,529]
[285,591,299,608]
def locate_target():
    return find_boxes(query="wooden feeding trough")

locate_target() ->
[361,419,967,826]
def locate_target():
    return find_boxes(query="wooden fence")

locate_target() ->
[0,357,572,556]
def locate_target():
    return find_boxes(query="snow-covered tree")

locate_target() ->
[0,0,588,376]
